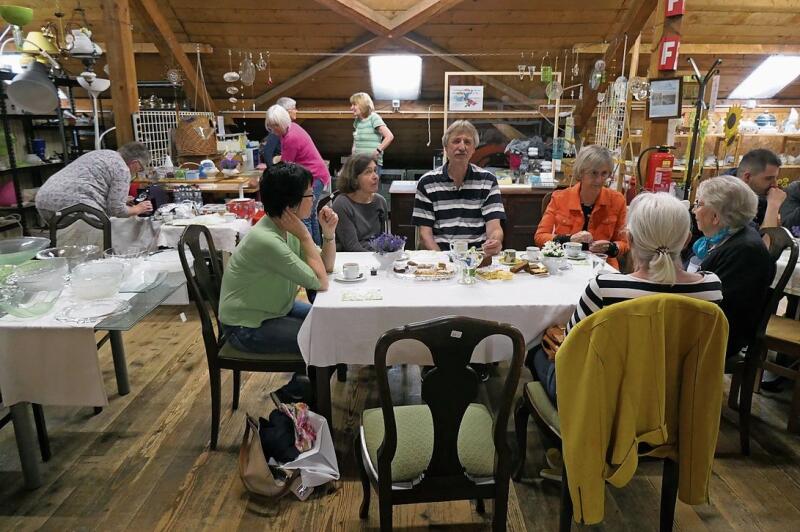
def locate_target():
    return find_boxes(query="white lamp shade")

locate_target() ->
[77,76,110,96]
[7,61,58,114]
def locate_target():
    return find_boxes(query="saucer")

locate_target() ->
[334,273,366,283]
[566,252,588,261]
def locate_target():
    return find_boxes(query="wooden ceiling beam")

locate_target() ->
[311,0,392,35]
[130,0,217,113]
[576,0,658,129]
[101,0,139,145]
[387,0,467,38]
[574,43,800,55]
[254,34,383,106]
[401,32,537,107]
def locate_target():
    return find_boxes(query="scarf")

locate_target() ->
[692,227,731,260]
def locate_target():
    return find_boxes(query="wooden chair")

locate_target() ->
[514,295,728,531]
[355,316,525,531]
[762,315,800,432]
[48,203,112,250]
[728,226,799,452]
[0,393,50,462]
[541,191,553,214]
[177,225,309,449]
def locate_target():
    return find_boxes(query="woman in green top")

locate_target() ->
[219,162,338,355]
[350,92,394,174]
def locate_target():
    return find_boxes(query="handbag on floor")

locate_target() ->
[238,414,306,500]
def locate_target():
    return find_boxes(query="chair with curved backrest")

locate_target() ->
[316,189,338,214]
[728,226,799,453]
[355,315,525,531]
[541,191,553,214]
[177,225,309,449]
[48,203,112,250]
[514,294,728,531]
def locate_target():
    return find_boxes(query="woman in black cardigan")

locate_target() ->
[691,175,776,358]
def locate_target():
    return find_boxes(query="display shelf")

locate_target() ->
[0,201,35,210]
[0,161,65,176]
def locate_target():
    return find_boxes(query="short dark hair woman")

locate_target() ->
[331,154,388,251]
[219,162,339,356]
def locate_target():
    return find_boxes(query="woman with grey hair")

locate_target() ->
[266,104,330,244]
[692,175,775,357]
[331,153,387,251]
[350,92,394,174]
[535,144,628,269]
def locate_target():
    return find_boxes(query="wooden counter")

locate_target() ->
[389,181,554,251]
[133,173,260,196]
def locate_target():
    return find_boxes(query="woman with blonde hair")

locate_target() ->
[350,92,394,174]
[534,144,628,268]
[529,192,723,404]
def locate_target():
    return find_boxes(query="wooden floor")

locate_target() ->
[1,306,799,531]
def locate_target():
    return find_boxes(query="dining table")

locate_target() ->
[297,250,606,428]
[0,269,184,489]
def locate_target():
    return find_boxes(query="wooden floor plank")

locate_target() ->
[2,306,799,531]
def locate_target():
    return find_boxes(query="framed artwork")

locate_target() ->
[647,77,683,119]
[448,85,484,111]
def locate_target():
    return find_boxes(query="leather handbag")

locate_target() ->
[542,324,566,360]
[238,414,302,499]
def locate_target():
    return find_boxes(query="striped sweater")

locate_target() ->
[411,163,506,246]
[567,272,724,332]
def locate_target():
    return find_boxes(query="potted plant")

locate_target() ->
[541,241,565,274]
[368,232,406,271]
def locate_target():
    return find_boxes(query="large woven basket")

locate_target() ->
[175,116,217,157]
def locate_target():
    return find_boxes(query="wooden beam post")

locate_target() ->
[640,0,683,151]
[101,0,139,145]
[131,0,216,114]
[311,0,392,35]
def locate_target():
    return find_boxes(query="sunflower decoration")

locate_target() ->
[724,105,743,147]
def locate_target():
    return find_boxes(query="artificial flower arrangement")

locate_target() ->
[368,232,407,254]
[542,240,565,257]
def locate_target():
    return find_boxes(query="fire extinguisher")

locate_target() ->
[637,145,675,194]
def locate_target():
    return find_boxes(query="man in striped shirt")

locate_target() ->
[412,120,506,256]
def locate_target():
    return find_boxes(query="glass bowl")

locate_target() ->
[0,237,51,265]
[37,245,101,272]
[70,260,125,300]
[0,258,68,318]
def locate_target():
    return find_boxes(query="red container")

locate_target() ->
[227,198,256,219]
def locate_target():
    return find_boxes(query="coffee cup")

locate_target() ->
[564,242,582,258]
[503,249,516,263]
[526,246,541,261]
[342,262,360,280]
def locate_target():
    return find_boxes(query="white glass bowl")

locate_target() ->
[0,258,68,318]
[0,237,51,265]
[70,260,125,300]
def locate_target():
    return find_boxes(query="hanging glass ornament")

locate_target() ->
[540,51,552,82]
[229,97,238,103]
[517,52,526,80]
[545,54,563,101]
[166,68,183,86]
[266,51,273,86]
[257,52,267,71]
[239,52,256,86]
[223,49,240,82]
[226,86,239,95]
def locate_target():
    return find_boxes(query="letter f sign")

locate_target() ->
[658,36,680,71]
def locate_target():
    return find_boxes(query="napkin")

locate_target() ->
[342,289,383,301]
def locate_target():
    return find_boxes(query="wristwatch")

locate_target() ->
[322,234,336,243]
[375,147,383,154]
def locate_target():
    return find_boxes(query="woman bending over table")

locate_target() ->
[534,144,628,269]
[219,162,338,360]
[530,192,723,404]
[331,154,388,252]
[690,175,775,359]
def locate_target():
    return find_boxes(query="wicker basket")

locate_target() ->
[175,116,217,157]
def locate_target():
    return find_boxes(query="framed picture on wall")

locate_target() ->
[647,78,683,119]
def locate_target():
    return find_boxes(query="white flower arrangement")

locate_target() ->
[542,241,565,258]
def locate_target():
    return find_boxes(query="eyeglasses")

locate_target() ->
[302,193,314,198]
[692,200,705,209]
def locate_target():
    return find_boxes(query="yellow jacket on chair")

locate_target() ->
[555,294,728,525]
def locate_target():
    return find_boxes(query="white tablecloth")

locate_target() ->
[0,288,137,408]
[298,252,600,367]
[111,217,251,253]
[776,246,800,296]
[157,219,252,253]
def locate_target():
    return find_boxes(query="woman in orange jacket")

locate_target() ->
[534,145,628,268]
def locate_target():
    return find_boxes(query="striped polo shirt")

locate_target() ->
[412,163,506,247]
[567,272,723,332]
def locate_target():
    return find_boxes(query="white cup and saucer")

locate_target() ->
[335,262,366,283]
[564,242,585,260]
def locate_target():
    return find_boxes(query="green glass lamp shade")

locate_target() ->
[0,6,33,27]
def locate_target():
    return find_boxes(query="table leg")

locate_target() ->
[10,403,42,489]
[110,331,130,396]
[313,366,333,429]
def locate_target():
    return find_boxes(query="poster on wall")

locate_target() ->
[647,78,683,119]
[448,85,484,111]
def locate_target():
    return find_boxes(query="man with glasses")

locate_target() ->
[35,141,154,246]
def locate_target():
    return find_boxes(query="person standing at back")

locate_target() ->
[350,92,394,175]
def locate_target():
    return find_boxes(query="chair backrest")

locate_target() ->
[373,316,525,485]
[317,189,338,214]
[755,226,799,341]
[178,225,225,358]
[541,191,553,213]
[48,203,112,250]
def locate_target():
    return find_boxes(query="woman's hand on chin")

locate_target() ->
[276,208,311,239]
